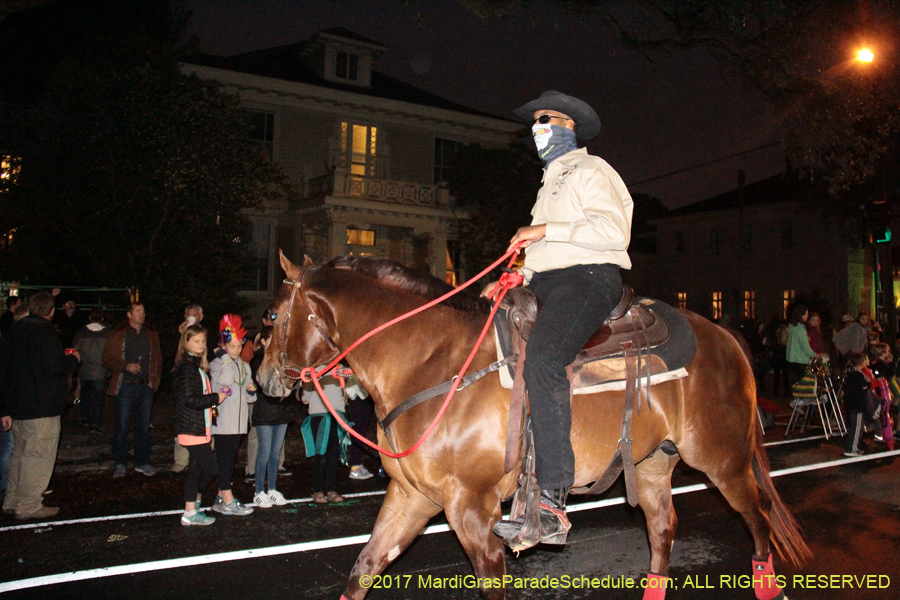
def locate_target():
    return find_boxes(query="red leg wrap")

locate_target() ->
[752,553,785,600]
[641,573,669,600]
[340,596,351,600]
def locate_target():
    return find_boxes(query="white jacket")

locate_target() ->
[521,148,633,283]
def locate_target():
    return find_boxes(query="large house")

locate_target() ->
[181,28,521,309]
[627,172,897,332]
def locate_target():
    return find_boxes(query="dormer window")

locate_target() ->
[336,50,359,81]
[303,29,384,88]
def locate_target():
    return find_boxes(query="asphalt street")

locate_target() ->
[1,404,899,600]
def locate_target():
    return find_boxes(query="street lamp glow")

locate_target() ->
[857,48,874,62]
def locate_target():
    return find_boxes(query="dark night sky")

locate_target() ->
[185,0,785,209]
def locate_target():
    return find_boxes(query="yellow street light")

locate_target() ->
[857,48,874,62]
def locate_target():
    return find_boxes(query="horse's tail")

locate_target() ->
[751,429,813,567]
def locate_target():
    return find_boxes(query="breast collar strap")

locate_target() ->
[278,268,340,380]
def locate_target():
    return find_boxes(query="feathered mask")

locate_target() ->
[219,314,247,345]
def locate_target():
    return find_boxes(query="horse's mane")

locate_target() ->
[321,255,492,315]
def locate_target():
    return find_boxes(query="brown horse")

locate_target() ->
[258,253,811,600]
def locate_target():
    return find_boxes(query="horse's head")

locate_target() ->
[258,251,340,397]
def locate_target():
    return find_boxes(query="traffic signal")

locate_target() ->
[871,225,892,244]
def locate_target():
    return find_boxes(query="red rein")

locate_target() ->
[301,244,525,459]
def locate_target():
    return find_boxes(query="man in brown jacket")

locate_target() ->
[103,303,162,478]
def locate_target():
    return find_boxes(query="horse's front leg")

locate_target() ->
[444,487,507,600]
[343,480,442,600]
[635,448,680,600]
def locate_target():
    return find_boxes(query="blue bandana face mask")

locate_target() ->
[532,123,578,167]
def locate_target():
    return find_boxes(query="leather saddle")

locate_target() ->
[501,284,671,373]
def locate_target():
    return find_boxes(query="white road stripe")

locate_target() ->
[1,449,897,593]
[764,434,828,446]
[0,490,388,533]
[0,434,883,534]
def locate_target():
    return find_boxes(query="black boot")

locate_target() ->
[493,487,571,550]
[537,487,570,545]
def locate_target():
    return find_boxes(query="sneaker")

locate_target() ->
[244,474,255,483]
[15,506,60,520]
[326,491,344,504]
[135,464,157,477]
[218,499,254,516]
[349,465,373,480]
[267,490,287,506]
[277,468,292,477]
[253,492,273,508]
[113,464,126,478]
[170,463,187,474]
[181,511,215,526]
[844,451,864,457]
[875,432,884,442]
[312,492,327,504]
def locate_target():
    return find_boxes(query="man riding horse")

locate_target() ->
[488,90,634,548]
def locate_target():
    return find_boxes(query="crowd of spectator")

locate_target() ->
[739,306,900,452]
[0,293,380,523]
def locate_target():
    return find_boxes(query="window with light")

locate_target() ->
[782,290,795,319]
[743,290,756,319]
[341,122,377,177]
[347,228,376,246]
[711,291,723,320]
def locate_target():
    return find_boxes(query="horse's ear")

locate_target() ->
[279,250,301,280]
[303,254,313,267]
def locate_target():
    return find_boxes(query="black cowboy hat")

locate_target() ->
[513,90,601,140]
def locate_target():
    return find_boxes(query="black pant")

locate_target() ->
[787,361,807,387]
[524,264,622,490]
[347,398,374,467]
[213,434,242,492]
[184,442,217,503]
[846,409,864,453]
[80,379,107,429]
[770,348,789,395]
[310,415,340,493]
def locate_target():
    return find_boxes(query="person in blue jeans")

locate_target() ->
[248,327,296,508]
[102,303,163,478]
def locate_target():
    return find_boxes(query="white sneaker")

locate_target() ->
[267,490,287,506]
[349,465,373,480]
[253,492,273,508]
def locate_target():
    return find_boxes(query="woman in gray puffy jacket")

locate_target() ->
[209,315,256,516]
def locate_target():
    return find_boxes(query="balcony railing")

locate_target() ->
[304,168,449,208]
